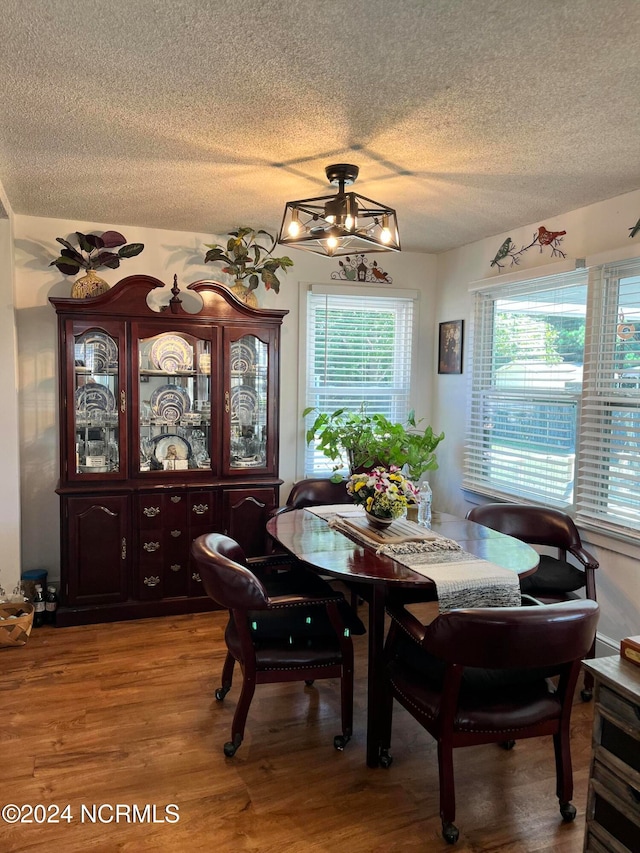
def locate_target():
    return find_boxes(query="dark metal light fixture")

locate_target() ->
[277,164,401,257]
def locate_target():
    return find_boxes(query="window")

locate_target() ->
[578,259,640,534]
[465,259,640,537]
[303,287,415,476]
[465,269,588,506]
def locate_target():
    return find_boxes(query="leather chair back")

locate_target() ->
[466,503,581,553]
[191,532,270,611]
[285,477,352,509]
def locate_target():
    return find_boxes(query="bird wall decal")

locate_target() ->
[490,224,567,270]
[629,217,640,238]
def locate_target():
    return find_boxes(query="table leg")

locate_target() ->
[366,584,386,768]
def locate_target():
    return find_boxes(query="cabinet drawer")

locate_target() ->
[593,759,640,819]
[601,685,640,729]
[586,824,635,853]
[138,492,187,527]
[600,715,640,775]
[590,786,640,853]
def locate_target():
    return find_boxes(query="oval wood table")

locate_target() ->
[266,509,540,767]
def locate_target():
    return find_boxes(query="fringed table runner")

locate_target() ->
[318,509,522,613]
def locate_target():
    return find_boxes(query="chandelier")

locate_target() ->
[277,164,401,257]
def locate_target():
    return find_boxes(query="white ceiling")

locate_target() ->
[1,0,639,253]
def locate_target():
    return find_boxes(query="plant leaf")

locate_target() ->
[55,239,85,264]
[118,242,144,258]
[101,230,127,248]
[50,256,83,275]
[91,251,121,269]
[81,232,105,250]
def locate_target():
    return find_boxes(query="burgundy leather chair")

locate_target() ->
[191,532,364,757]
[465,503,599,699]
[379,599,599,844]
[280,476,353,510]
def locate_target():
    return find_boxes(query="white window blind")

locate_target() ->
[577,259,640,534]
[464,270,588,505]
[304,290,414,476]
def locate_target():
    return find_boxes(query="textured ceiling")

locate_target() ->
[1,0,639,253]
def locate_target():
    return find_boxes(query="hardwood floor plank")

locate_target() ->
[1,611,593,852]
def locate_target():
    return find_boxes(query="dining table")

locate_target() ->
[266,508,540,767]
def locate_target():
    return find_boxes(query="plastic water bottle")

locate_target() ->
[417,482,432,528]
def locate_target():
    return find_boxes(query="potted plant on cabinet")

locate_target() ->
[50,230,144,298]
[203,226,294,307]
[303,405,444,480]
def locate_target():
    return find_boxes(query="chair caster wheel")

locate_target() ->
[333,734,350,751]
[223,734,242,757]
[379,749,393,769]
[499,740,516,750]
[580,687,593,702]
[560,802,576,822]
[442,821,459,844]
[215,686,230,701]
[304,680,315,687]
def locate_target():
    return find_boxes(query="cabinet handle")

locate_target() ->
[143,541,160,552]
[192,504,208,515]
[144,576,160,587]
[121,390,126,414]
[191,572,201,583]
[170,564,182,573]
[121,538,126,560]
[225,391,230,413]
[170,496,182,504]
[143,506,160,518]
[170,529,182,538]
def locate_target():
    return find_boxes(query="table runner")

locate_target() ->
[310,508,522,612]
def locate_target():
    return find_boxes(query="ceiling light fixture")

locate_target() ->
[277,164,401,257]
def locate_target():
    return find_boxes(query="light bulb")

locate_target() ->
[326,214,336,224]
[327,236,338,250]
[288,219,300,237]
[380,227,392,244]
[344,215,354,230]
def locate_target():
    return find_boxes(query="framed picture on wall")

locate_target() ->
[438,320,464,374]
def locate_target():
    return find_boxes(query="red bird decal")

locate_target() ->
[537,226,566,246]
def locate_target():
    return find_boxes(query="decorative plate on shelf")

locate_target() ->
[147,434,193,467]
[230,340,257,374]
[149,334,193,374]
[149,384,191,424]
[75,331,118,373]
[75,381,116,413]
[230,384,258,423]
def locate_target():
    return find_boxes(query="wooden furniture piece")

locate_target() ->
[191,532,364,757]
[466,503,599,700]
[266,509,540,767]
[50,275,288,626]
[582,656,640,853]
[380,598,599,844]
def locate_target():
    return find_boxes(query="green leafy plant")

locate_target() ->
[204,226,293,294]
[303,405,445,480]
[50,231,144,275]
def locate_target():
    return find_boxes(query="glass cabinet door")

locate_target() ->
[228,333,269,470]
[137,329,213,473]
[73,325,123,477]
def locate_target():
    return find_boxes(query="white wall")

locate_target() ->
[0,181,21,597]
[13,215,436,584]
[433,187,640,646]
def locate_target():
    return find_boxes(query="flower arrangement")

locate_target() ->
[346,466,418,520]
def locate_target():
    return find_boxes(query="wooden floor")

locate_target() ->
[3,602,595,853]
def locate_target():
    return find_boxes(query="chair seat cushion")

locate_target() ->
[388,659,561,733]
[519,555,585,594]
[225,621,344,668]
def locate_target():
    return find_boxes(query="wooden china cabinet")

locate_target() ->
[50,275,288,626]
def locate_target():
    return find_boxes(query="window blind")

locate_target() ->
[304,291,414,476]
[464,269,588,505]
[577,259,640,534]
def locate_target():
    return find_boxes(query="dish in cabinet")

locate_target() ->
[149,334,193,373]
[147,434,193,469]
[230,385,258,423]
[149,384,191,424]
[230,340,257,374]
[75,331,118,373]
[75,381,116,413]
